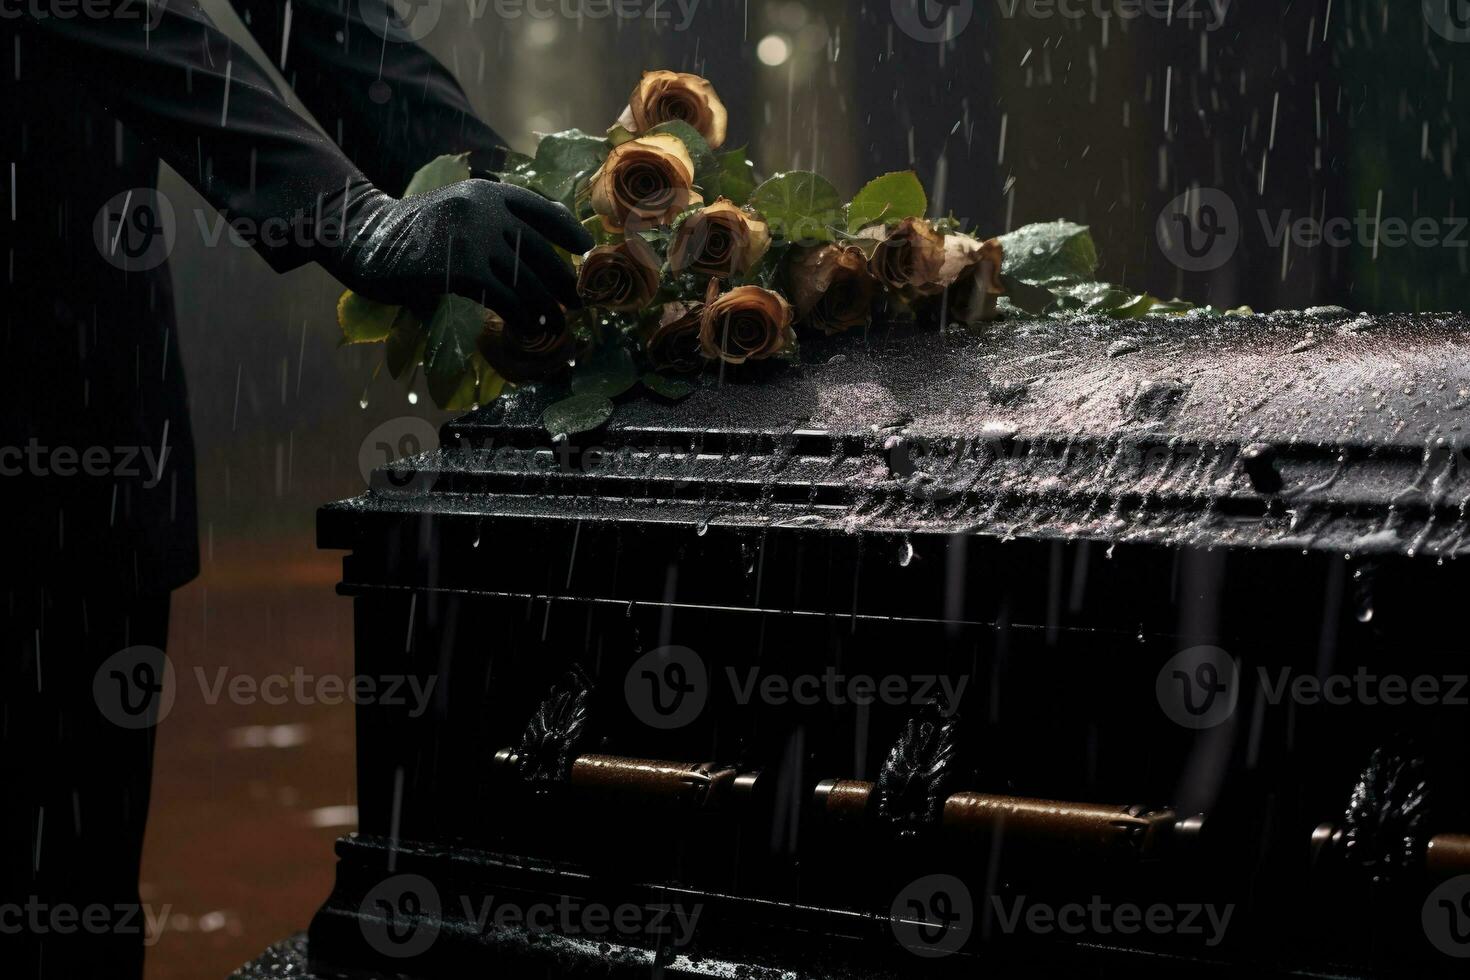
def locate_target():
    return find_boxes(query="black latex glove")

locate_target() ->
[326,179,594,326]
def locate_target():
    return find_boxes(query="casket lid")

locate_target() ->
[334,311,1470,559]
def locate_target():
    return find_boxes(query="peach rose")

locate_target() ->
[616,70,729,149]
[645,302,706,374]
[787,244,878,336]
[861,217,947,300]
[576,236,661,311]
[588,133,702,232]
[669,198,771,279]
[698,282,795,366]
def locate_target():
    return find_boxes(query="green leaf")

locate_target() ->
[1147,298,1197,316]
[749,171,843,244]
[384,308,426,379]
[998,274,1058,316]
[438,352,505,412]
[500,150,536,175]
[1046,281,1164,319]
[423,295,487,409]
[543,393,614,436]
[846,171,928,233]
[607,124,637,146]
[648,120,718,191]
[479,361,508,404]
[998,220,1099,285]
[713,148,758,206]
[570,345,639,398]
[337,290,400,344]
[1098,292,1159,319]
[404,152,473,198]
[641,372,695,401]
[495,151,538,190]
[1050,281,1111,305]
[529,129,609,210]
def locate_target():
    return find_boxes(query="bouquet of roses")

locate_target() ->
[338,70,1225,434]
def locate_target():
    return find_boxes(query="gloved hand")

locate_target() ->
[323,178,594,327]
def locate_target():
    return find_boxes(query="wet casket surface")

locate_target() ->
[246,311,1470,979]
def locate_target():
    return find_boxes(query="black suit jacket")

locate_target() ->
[0,1,505,591]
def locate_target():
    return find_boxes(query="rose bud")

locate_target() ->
[787,244,877,336]
[645,302,706,374]
[589,133,702,232]
[476,308,573,384]
[669,198,772,279]
[860,217,947,301]
[698,283,795,366]
[616,70,728,150]
[939,236,1006,325]
[576,236,661,311]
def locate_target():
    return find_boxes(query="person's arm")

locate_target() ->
[19,1,586,321]
[228,0,507,194]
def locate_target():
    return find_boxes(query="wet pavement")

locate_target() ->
[140,535,354,980]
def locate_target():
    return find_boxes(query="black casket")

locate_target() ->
[255,311,1470,979]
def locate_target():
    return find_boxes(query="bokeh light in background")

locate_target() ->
[757,33,791,67]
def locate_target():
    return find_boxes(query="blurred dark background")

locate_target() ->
[146,1,1468,976]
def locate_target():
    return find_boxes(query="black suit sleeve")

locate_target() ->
[18,0,367,273]
[226,0,509,193]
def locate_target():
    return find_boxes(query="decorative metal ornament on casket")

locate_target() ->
[240,310,1470,979]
